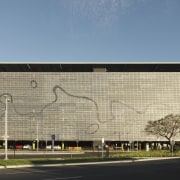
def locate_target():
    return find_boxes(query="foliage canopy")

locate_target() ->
[145,114,180,142]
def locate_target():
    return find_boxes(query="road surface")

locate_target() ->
[0,158,180,180]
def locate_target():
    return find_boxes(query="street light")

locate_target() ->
[3,95,11,160]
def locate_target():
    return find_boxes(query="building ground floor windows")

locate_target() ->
[0,140,177,152]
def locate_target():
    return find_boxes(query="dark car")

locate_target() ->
[96,145,102,150]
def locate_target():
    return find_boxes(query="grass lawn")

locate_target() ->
[0,156,136,166]
[0,150,179,167]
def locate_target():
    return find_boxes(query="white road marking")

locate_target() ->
[6,171,31,175]
[44,176,82,180]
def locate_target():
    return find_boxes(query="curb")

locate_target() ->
[1,157,180,169]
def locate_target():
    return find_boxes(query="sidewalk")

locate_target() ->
[0,150,84,155]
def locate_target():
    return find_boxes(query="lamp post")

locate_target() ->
[3,95,10,160]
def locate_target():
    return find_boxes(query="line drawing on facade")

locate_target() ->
[1,72,180,143]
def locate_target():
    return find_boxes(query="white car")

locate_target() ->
[46,145,61,150]
[54,145,61,150]
[46,145,52,150]
[23,144,32,150]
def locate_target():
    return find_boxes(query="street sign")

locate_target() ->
[51,134,55,140]
[170,140,175,146]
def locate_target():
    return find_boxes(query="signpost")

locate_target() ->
[170,140,175,156]
[51,134,55,152]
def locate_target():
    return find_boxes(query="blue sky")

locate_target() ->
[0,0,180,63]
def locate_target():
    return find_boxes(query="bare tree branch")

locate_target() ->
[145,114,180,142]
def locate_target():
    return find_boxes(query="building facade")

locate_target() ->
[0,72,180,144]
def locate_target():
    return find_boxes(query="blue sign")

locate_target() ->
[51,134,55,140]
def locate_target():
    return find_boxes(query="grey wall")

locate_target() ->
[0,72,180,142]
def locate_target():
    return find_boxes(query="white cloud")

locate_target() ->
[64,0,149,26]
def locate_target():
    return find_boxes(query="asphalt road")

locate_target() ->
[1,158,180,180]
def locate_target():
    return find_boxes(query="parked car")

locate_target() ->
[46,145,61,150]
[46,145,52,150]
[16,145,23,149]
[54,145,61,150]
[96,145,102,150]
[23,144,32,150]
[8,145,14,149]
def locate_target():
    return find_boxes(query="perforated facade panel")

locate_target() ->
[0,72,180,142]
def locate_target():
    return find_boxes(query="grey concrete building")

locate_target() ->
[1,65,180,148]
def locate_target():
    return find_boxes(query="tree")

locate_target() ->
[145,114,180,150]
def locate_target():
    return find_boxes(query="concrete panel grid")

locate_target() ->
[0,72,180,142]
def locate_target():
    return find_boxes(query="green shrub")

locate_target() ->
[111,150,180,158]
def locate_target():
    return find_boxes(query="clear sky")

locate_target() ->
[0,0,180,63]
